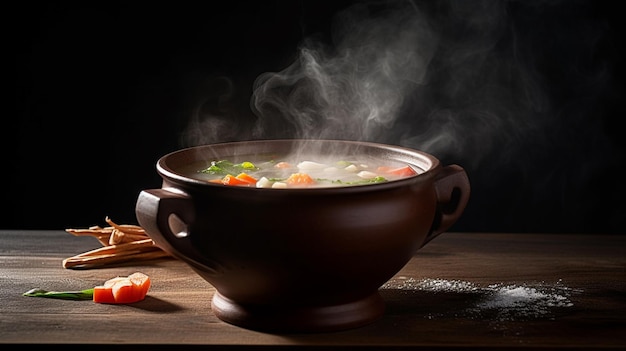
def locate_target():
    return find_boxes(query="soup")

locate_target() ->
[185,154,422,189]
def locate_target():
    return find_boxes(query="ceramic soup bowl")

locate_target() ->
[135,139,470,333]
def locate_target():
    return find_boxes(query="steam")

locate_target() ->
[182,0,619,231]
[184,0,560,171]
[243,0,552,174]
[183,0,613,171]
[184,0,529,165]
[250,0,436,142]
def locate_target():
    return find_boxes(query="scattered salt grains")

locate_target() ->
[386,277,480,292]
[381,277,576,322]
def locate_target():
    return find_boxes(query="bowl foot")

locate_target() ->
[211,291,385,333]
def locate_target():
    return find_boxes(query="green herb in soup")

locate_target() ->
[201,160,259,175]
[196,157,418,189]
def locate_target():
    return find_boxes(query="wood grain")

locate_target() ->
[1,230,624,349]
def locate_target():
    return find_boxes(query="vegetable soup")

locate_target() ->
[184,154,422,189]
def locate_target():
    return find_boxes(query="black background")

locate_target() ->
[12,0,625,233]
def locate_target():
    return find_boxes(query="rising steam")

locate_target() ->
[183,0,619,232]
[250,0,436,142]
[185,0,557,172]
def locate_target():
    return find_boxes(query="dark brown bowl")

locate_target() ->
[135,139,470,333]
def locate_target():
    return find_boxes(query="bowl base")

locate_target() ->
[211,291,385,333]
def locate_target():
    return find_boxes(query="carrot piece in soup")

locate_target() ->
[221,174,253,186]
[274,162,291,169]
[286,173,316,186]
[235,172,258,184]
[378,165,416,177]
[389,166,417,176]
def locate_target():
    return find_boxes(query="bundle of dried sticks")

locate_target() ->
[63,216,170,269]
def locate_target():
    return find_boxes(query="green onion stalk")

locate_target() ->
[23,288,94,300]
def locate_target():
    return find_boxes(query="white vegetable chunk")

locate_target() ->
[256,177,273,188]
[344,164,359,172]
[357,171,379,179]
[272,182,288,189]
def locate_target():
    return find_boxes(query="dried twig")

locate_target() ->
[64,217,170,269]
[63,249,169,269]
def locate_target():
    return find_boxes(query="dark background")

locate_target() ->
[12,0,625,233]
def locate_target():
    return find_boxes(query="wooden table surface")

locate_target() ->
[1,230,625,350]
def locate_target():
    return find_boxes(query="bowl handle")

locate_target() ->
[135,188,222,276]
[422,165,471,246]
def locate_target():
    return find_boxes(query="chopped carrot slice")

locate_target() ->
[129,272,152,298]
[286,173,316,186]
[93,272,151,304]
[93,286,116,304]
[111,279,135,302]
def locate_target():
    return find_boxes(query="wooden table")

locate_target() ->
[1,230,624,349]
